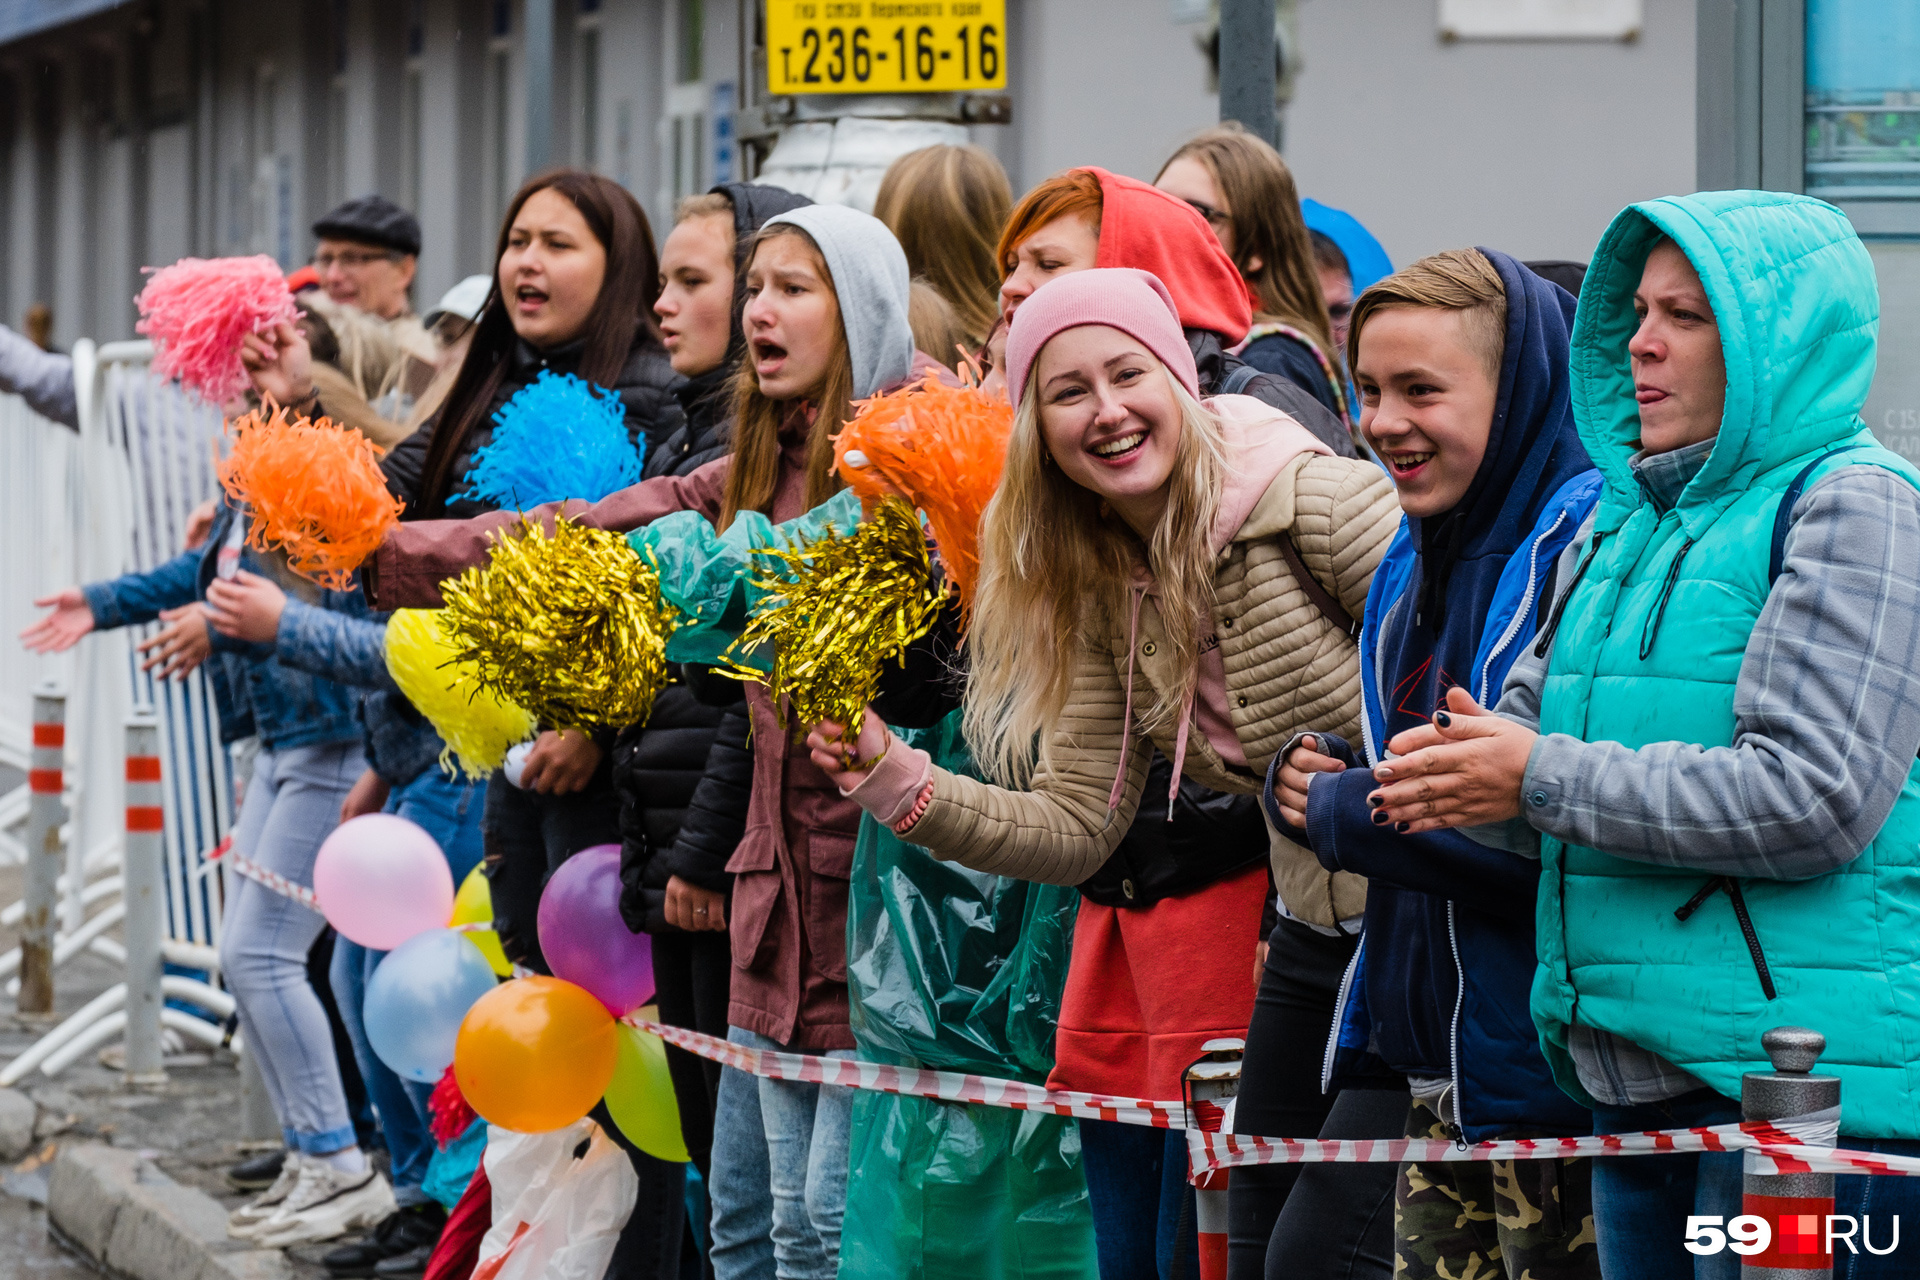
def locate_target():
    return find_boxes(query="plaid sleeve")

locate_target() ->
[1523,466,1920,880]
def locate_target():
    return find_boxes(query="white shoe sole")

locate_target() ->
[253,1180,397,1249]
[227,1203,294,1239]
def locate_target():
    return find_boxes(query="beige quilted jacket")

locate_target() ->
[909,452,1402,927]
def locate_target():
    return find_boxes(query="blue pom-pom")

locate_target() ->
[460,370,643,509]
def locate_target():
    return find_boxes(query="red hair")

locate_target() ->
[996,169,1104,275]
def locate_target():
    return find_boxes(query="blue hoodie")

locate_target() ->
[1273,250,1599,1140]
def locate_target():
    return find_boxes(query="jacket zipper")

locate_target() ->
[1322,940,1365,1094]
[1674,876,1778,1000]
[1445,899,1466,1142]
[1477,509,1567,703]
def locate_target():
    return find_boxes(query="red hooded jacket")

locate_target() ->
[1087,167,1255,343]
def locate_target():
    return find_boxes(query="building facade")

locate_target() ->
[0,0,1911,448]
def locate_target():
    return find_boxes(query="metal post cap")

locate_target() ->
[1762,1026,1826,1075]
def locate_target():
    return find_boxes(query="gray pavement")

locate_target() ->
[0,866,337,1278]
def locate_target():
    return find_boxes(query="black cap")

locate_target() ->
[312,195,421,257]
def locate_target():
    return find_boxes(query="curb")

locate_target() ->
[47,1143,293,1280]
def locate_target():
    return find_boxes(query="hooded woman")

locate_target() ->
[1270,249,1602,1280]
[806,268,1402,1277]
[611,181,810,1201]
[363,204,941,1279]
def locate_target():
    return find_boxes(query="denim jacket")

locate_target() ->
[275,596,444,786]
[80,498,363,752]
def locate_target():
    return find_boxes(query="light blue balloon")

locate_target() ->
[365,928,500,1083]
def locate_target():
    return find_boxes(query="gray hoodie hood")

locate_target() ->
[762,204,913,397]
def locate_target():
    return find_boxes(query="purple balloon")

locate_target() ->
[537,844,655,1015]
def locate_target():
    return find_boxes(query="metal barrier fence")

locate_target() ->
[1,339,232,965]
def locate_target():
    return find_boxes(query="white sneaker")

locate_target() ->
[251,1161,396,1249]
[227,1152,305,1238]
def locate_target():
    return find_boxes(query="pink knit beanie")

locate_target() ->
[1005,268,1201,410]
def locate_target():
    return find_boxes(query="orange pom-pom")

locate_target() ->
[217,403,403,590]
[832,373,1013,619]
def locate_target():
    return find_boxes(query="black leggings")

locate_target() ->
[1227,918,1407,1280]
[652,929,733,1178]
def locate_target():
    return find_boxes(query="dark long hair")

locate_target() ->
[414,169,663,516]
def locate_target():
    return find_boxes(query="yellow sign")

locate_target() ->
[765,2,1007,96]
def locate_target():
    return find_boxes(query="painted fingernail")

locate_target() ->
[1371,810,1388,826]
[1375,766,1393,780]
[1395,821,1410,833]
[1367,793,1384,808]
[1435,711,1452,728]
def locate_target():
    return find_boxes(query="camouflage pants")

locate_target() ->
[1395,1101,1600,1280]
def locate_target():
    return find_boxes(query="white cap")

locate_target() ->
[426,274,493,325]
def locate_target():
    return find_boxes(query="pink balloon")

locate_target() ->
[313,814,455,950]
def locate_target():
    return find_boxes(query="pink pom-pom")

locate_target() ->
[135,255,299,404]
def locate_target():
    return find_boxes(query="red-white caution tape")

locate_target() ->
[205,835,319,909]
[627,1018,1920,1177]
[212,856,1920,1179]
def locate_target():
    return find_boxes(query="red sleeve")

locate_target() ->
[367,458,730,609]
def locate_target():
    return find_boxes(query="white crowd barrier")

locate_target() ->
[0,339,233,970]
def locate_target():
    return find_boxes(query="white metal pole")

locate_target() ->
[122,713,167,1085]
[18,682,67,1015]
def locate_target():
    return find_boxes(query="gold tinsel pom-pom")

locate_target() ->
[217,401,403,591]
[728,497,944,743]
[384,608,536,778]
[438,517,676,731]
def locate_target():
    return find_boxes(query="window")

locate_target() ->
[1807,0,1920,236]
[678,0,705,85]
[577,21,601,168]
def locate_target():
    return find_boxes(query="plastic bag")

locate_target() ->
[472,1119,638,1280]
[841,712,1097,1278]
[631,488,864,668]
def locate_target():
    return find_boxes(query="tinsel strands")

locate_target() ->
[437,517,676,731]
[727,496,944,742]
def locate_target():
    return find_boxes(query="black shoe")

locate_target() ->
[225,1149,286,1192]
[321,1203,446,1277]
[371,1244,435,1277]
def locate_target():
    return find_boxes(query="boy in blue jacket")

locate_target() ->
[1267,248,1601,1279]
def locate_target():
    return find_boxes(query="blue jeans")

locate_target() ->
[1080,1118,1200,1280]
[707,1027,854,1280]
[219,742,361,1153]
[1592,1089,1920,1279]
[328,768,486,1198]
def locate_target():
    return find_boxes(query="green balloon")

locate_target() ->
[604,1024,690,1163]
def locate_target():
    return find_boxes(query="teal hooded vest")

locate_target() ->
[1530,191,1920,1137]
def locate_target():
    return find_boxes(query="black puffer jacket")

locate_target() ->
[382,332,685,520]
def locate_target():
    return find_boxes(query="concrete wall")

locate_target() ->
[1283,0,1698,265]
[1866,242,1920,465]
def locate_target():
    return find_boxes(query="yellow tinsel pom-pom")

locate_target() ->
[728,497,944,743]
[384,609,536,778]
[438,517,675,731]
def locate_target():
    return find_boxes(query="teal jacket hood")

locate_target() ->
[1570,190,1880,538]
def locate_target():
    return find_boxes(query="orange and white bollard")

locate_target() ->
[18,683,66,1015]
[123,714,166,1085]
[1185,1038,1245,1280]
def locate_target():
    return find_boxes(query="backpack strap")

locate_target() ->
[1218,361,1263,397]
[1275,530,1356,635]
[1769,445,1872,585]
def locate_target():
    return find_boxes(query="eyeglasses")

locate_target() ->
[313,248,402,271]
[1183,198,1231,228]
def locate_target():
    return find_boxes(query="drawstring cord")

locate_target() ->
[1638,538,1695,661]
[1533,532,1609,659]
[1108,587,1148,811]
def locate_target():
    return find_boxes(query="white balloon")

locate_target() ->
[503,741,534,789]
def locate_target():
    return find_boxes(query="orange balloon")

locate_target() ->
[453,976,617,1132]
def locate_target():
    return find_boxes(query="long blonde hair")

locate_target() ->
[873,144,1012,349]
[964,357,1228,788]
[719,224,854,530]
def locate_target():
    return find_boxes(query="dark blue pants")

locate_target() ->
[1080,1119,1200,1280]
[1591,1088,1920,1279]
